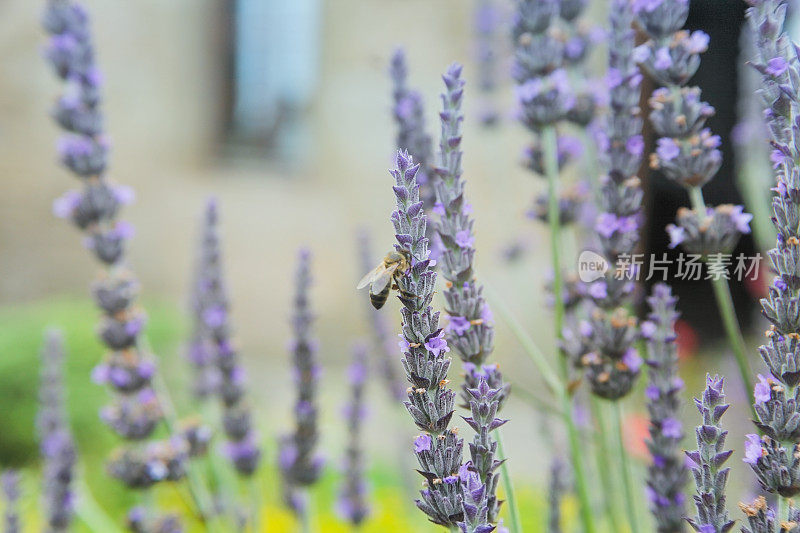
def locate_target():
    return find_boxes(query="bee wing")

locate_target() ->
[370,263,399,295]
[357,265,384,290]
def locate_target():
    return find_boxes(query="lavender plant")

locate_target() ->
[642,284,687,531]
[2,471,20,533]
[741,0,800,517]
[431,62,508,528]
[41,1,194,520]
[357,231,405,402]
[583,0,644,401]
[38,330,76,532]
[474,0,502,126]
[390,49,435,215]
[386,151,464,528]
[337,343,370,527]
[279,249,324,519]
[740,496,800,533]
[686,375,735,533]
[635,0,754,398]
[192,200,261,477]
[547,458,567,533]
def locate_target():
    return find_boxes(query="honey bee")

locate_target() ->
[357,250,411,309]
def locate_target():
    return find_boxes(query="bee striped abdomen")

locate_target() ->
[370,284,390,309]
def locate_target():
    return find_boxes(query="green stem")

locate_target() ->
[688,187,755,413]
[484,283,563,397]
[298,491,312,533]
[611,402,640,533]
[249,476,262,533]
[496,430,522,533]
[74,476,125,533]
[542,124,595,533]
[589,398,623,533]
[778,495,789,524]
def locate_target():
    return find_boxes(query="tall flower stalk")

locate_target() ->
[38,330,76,533]
[42,0,199,523]
[512,1,595,531]
[474,0,501,126]
[431,63,510,530]
[192,200,261,478]
[740,0,800,517]
[2,471,20,533]
[337,343,370,527]
[642,284,687,531]
[385,151,464,528]
[279,249,324,526]
[390,49,435,216]
[636,0,754,400]
[686,375,734,533]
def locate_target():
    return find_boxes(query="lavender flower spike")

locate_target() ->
[38,330,76,532]
[2,471,20,533]
[337,343,370,527]
[740,496,800,533]
[474,0,501,126]
[389,151,464,527]
[743,0,800,501]
[390,48,435,214]
[686,375,735,533]
[643,284,687,532]
[279,249,323,513]
[583,0,644,400]
[547,458,568,533]
[196,200,260,476]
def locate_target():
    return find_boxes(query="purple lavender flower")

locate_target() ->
[193,200,260,476]
[279,249,324,514]
[183,202,224,399]
[430,64,507,526]
[666,205,752,256]
[42,4,183,517]
[2,471,20,533]
[685,375,735,533]
[740,495,800,533]
[390,48,435,214]
[337,343,370,526]
[388,151,464,527]
[642,284,687,531]
[474,0,502,126]
[546,458,568,533]
[579,0,645,402]
[37,330,76,532]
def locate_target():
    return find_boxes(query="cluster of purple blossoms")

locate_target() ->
[336,344,370,527]
[741,0,800,515]
[641,284,687,531]
[37,331,76,532]
[390,49,436,216]
[512,0,572,130]
[2,471,20,533]
[42,1,193,508]
[740,496,800,533]
[431,64,508,528]
[558,0,603,129]
[357,231,405,402]
[127,507,183,533]
[279,249,324,515]
[635,0,751,256]
[190,200,260,476]
[389,151,465,528]
[686,375,735,533]
[473,0,502,126]
[184,203,223,400]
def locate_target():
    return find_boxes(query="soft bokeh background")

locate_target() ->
[0,0,774,531]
